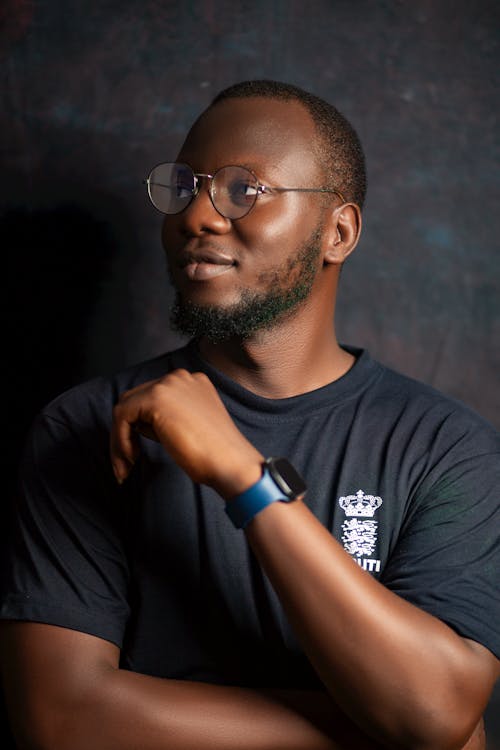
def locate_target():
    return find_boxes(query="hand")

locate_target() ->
[110,369,263,499]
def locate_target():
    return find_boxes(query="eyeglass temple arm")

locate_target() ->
[264,186,346,202]
[143,178,178,190]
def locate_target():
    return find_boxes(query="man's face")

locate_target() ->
[161,97,331,342]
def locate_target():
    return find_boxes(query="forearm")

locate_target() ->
[72,675,332,750]
[246,499,496,749]
[18,670,379,750]
[2,621,384,750]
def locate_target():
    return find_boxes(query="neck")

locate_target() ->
[198,309,354,399]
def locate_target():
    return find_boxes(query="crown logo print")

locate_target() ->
[339,490,383,517]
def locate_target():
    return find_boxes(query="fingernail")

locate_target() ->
[112,460,128,485]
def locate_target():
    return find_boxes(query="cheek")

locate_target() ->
[237,199,320,255]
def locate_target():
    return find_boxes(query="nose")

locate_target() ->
[176,177,232,237]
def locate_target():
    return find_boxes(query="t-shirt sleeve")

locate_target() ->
[0,406,131,648]
[380,414,500,658]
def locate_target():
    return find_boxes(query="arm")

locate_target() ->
[246,499,498,749]
[109,370,499,750]
[0,621,383,750]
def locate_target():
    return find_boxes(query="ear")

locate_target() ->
[322,203,362,265]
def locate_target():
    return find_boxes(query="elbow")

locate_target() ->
[354,688,486,750]
[381,708,484,750]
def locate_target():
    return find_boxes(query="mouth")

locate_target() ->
[178,247,237,282]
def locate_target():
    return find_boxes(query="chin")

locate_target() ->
[176,283,243,311]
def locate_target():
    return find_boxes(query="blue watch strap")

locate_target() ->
[225,465,287,529]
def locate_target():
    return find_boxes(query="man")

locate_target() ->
[1,80,498,749]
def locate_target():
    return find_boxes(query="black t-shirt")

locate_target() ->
[1,343,499,688]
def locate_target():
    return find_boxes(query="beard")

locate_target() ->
[169,223,324,344]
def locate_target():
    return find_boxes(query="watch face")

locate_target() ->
[268,457,307,499]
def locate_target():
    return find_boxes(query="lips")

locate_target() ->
[177,246,236,282]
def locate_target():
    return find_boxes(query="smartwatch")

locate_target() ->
[225,457,307,529]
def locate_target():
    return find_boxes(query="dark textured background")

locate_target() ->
[1,0,499,746]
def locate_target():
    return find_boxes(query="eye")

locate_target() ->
[172,165,196,200]
[227,179,259,205]
[175,182,194,199]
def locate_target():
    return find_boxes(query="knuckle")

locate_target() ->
[150,381,166,399]
[160,368,188,384]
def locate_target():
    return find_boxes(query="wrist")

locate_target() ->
[213,449,264,501]
[225,457,307,529]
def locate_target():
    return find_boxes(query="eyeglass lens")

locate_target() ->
[147,163,260,219]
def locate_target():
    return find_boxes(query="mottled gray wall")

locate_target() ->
[1,0,499,745]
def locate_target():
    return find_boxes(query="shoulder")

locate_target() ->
[364,356,498,448]
[38,344,195,430]
[344,353,499,495]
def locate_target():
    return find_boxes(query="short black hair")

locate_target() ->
[211,79,367,208]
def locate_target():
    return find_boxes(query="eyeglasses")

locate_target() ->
[144,162,345,220]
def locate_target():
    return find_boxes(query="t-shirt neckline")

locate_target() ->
[178,340,382,420]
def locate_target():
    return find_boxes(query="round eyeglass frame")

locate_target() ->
[144,162,346,220]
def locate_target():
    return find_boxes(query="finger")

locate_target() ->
[119,378,160,398]
[110,406,141,484]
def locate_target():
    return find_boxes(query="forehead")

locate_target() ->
[177,97,322,182]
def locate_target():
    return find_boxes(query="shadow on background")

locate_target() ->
[3,201,118,476]
[1,199,129,747]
